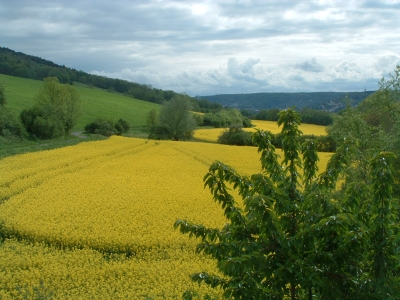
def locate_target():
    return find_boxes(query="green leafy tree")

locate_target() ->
[0,83,6,107]
[146,109,158,129]
[35,77,81,132]
[0,83,26,138]
[114,118,130,134]
[20,77,81,139]
[153,95,196,141]
[175,108,399,299]
[327,66,400,196]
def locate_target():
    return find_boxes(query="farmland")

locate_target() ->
[194,119,327,143]
[0,136,332,299]
[0,73,335,298]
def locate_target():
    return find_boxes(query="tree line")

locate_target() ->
[252,107,333,126]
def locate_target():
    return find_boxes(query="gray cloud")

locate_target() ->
[295,58,325,73]
[1,0,399,95]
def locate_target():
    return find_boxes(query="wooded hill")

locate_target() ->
[198,90,375,112]
[0,47,223,112]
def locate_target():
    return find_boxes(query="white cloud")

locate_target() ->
[375,54,400,73]
[0,0,399,95]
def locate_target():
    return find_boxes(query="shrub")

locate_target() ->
[242,116,253,128]
[32,116,65,139]
[95,120,118,137]
[148,125,172,140]
[20,107,38,133]
[84,119,118,137]
[83,120,99,135]
[115,118,130,134]
[0,108,26,138]
[217,125,253,146]
[20,107,65,139]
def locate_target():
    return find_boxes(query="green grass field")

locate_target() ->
[0,74,160,131]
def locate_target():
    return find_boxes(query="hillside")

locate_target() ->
[0,73,160,131]
[0,47,197,108]
[199,90,375,112]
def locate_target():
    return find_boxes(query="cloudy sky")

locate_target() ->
[1,0,400,95]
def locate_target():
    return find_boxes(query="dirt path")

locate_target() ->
[71,132,88,139]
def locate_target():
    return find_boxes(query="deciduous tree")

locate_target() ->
[327,65,400,196]
[146,109,158,129]
[0,83,26,138]
[0,83,6,107]
[175,108,399,299]
[20,77,81,139]
[153,95,196,141]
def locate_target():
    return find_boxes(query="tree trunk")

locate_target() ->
[291,282,296,300]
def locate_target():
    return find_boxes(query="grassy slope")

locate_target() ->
[0,74,161,158]
[0,74,160,131]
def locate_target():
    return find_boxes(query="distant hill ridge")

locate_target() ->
[199,90,375,112]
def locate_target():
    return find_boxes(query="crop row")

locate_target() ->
[0,238,221,299]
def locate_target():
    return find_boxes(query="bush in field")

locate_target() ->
[95,121,116,137]
[175,108,399,299]
[217,125,253,146]
[114,118,130,133]
[148,125,173,140]
[242,116,252,128]
[84,118,129,137]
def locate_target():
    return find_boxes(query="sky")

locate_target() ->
[1,0,400,96]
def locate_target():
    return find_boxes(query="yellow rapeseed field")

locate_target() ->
[0,136,332,299]
[194,119,327,143]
